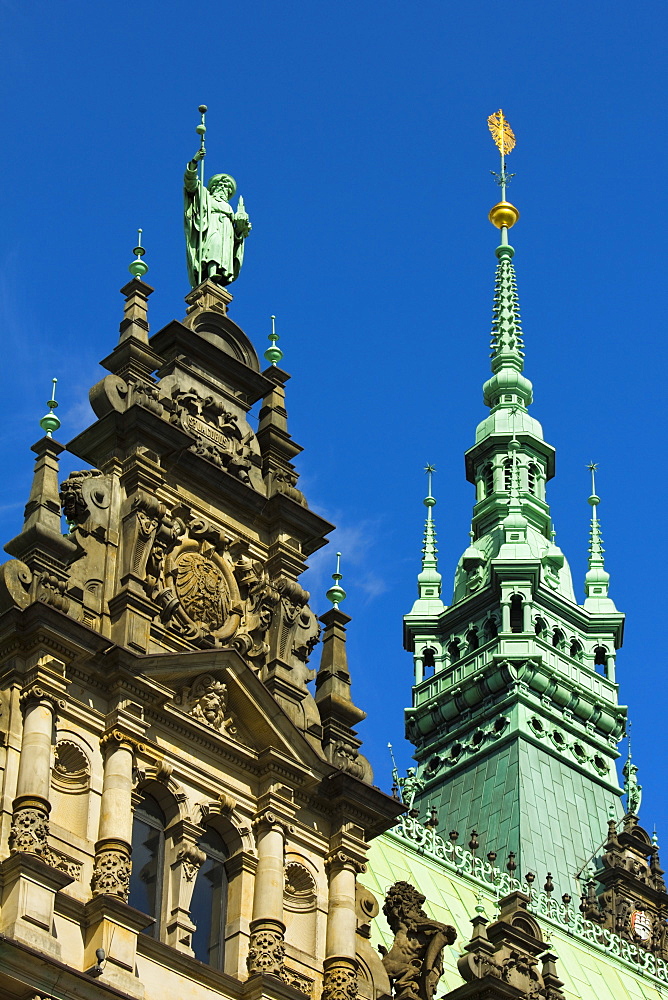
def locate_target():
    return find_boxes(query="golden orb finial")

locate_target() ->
[489,201,520,229]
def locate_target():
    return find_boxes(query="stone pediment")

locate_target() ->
[137,647,327,773]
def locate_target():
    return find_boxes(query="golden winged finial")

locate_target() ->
[487,109,516,156]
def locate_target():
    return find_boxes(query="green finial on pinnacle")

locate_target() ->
[129,228,149,280]
[326,552,346,609]
[39,378,61,438]
[264,315,284,366]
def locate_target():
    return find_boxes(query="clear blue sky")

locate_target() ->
[1,2,667,870]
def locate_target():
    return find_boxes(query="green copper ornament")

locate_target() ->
[326,552,346,609]
[39,378,61,438]
[264,316,284,366]
[129,228,149,280]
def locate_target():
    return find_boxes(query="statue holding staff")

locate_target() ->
[184,107,251,288]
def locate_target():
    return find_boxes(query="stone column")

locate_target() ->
[9,684,63,856]
[91,730,144,900]
[500,599,511,633]
[322,851,364,1000]
[247,810,287,978]
[414,652,424,685]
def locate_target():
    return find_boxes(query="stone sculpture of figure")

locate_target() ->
[184,148,251,287]
[379,881,456,1000]
[187,674,236,734]
[623,757,642,816]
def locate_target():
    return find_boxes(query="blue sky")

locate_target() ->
[1,1,667,872]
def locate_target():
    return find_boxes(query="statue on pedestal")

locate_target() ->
[184,106,251,288]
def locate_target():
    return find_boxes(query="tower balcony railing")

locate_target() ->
[414,632,618,710]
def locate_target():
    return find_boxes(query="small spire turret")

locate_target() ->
[583,463,617,612]
[417,465,442,600]
[264,315,283,366]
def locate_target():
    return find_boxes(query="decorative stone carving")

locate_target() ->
[247,923,286,976]
[321,959,358,1000]
[233,555,280,667]
[269,577,321,668]
[379,881,456,1000]
[0,558,33,610]
[36,571,69,612]
[45,846,83,880]
[176,673,237,734]
[91,845,132,899]
[59,469,104,526]
[9,805,50,854]
[132,380,164,415]
[145,508,244,645]
[177,843,206,881]
[170,386,255,483]
[282,967,314,996]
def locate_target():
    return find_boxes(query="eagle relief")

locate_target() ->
[176,551,228,630]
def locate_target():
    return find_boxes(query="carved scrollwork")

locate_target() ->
[36,572,69,612]
[0,558,33,611]
[132,380,164,415]
[270,576,321,668]
[19,684,65,712]
[100,729,146,754]
[232,556,280,667]
[175,673,237,735]
[325,850,366,875]
[170,386,255,484]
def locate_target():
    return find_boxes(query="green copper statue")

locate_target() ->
[184,145,251,288]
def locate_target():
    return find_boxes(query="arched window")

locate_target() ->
[569,639,583,660]
[191,827,230,969]
[594,645,607,675]
[503,459,513,492]
[422,647,436,677]
[510,595,523,633]
[552,627,565,649]
[483,463,494,497]
[467,628,479,652]
[534,617,548,638]
[448,639,461,663]
[484,617,498,642]
[527,463,539,496]
[129,793,166,935]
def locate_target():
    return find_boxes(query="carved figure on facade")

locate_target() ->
[379,880,456,1000]
[176,673,237,735]
[169,385,255,483]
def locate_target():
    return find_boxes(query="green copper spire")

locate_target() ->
[129,228,149,280]
[39,378,60,438]
[264,315,284,366]
[583,463,617,612]
[416,465,443,599]
[326,552,346,609]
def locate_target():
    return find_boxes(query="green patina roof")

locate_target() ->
[364,829,668,999]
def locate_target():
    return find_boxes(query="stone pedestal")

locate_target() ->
[0,852,73,958]
[83,893,154,998]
